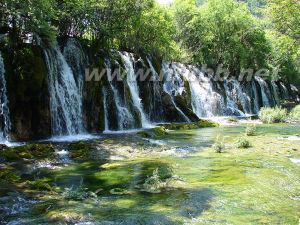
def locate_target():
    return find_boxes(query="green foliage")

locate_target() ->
[236,138,252,149]
[245,126,256,136]
[289,105,300,121]
[258,107,288,123]
[266,30,300,83]
[0,0,57,45]
[266,0,300,42]
[174,0,270,75]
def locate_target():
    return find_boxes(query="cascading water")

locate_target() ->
[224,81,246,116]
[224,80,253,116]
[251,80,260,113]
[102,87,109,132]
[255,76,272,107]
[290,85,300,102]
[44,46,85,136]
[182,64,225,117]
[0,52,11,141]
[105,60,135,130]
[279,82,289,100]
[271,81,280,105]
[162,62,191,122]
[63,39,86,99]
[120,52,151,128]
[146,57,164,122]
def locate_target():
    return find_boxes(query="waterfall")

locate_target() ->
[162,62,191,122]
[271,81,280,105]
[105,60,135,130]
[279,82,289,100]
[255,76,272,107]
[224,81,246,116]
[290,85,300,102]
[146,57,164,122]
[224,80,253,116]
[183,65,225,117]
[251,80,260,113]
[44,46,85,136]
[63,39,86,99]
[102,87,109,132]
[0,52,11,141]
[120,52,151,128]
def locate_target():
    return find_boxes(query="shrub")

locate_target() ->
[289,105,300,121]
[258,107,288,124]
[245,126,256,136]
[236,138,251,149]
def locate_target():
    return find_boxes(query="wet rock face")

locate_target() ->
[4,45,51,141]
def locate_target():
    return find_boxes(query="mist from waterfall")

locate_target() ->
[44,46,85,136]
[0,52,11,141]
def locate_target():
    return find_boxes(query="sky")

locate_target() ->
[156,0,174,5]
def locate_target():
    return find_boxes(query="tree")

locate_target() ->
[0,0,57,45]
[174,0,271,76]
[266,0,300,41]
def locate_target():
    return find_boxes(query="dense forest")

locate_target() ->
[0,0,299,84]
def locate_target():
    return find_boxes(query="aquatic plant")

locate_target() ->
[245,126,256,136]
[61,186,91,200]
[259,107,288,124]
[236,138,251,149]
[212,136,225,153]
[142,166,176,193]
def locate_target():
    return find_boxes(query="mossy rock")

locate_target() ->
[163,119,219,130]
[109,188,131,195]
[0,144,54,160]
[68,141,92,160]
[137,126,168,138]
[0,165,20,183]
[26,178,54,192]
